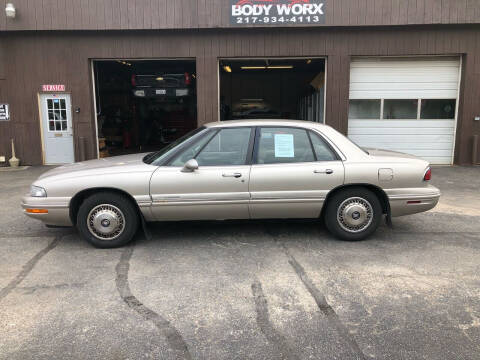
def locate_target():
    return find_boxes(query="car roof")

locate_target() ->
[204,119,329,129]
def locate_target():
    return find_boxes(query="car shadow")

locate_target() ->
[133,218,393,248]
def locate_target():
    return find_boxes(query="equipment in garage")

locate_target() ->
[219,58,325,123]
[93,60,197,157]
[348,57,460,165]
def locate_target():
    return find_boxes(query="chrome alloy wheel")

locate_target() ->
[336,197,373,233]
[87,204,125,241]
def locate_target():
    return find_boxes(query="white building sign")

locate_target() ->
[230,0,325,26]
[0,104,9,121]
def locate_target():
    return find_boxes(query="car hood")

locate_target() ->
[38,153,153,180]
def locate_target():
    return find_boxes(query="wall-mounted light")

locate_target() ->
[116,60,131,66]
[223,65,232,73]
[241,65,294,70]
[241,66,266,70]
[268,66,293,69]
[5,3,16,18]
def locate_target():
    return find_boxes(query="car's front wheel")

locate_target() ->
[77,192,139,248]
[324,187,382,241]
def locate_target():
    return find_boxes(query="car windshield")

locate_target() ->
[143,127,207,165]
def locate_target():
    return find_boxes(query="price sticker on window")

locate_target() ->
[274,133,294,158]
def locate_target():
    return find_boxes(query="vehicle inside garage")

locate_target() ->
[93,60,197,157]
[219,58,325,123]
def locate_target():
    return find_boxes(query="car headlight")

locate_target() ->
[30,185,47,197]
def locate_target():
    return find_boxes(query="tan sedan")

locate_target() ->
[22,120,440,248]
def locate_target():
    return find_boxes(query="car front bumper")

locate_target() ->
[21,196,73,226]
[387,185,441,217]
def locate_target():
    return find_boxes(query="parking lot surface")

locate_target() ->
[1,166,479,360]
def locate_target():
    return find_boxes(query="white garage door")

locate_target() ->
[348,57,461,165]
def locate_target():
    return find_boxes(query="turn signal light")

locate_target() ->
[131,74,136,87]
[26,209,48,214]
[185,72,191,85]
[423,167,432,181]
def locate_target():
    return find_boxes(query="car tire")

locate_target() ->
[77,192,139,248]
[324,187,382,241]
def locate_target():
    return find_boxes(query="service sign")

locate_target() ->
[0,104,9,121]
[42,84,65,92]
[230,0,325,26]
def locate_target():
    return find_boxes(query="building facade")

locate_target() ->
[0,0,479,165]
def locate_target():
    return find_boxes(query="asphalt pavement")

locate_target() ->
[0,165,479,360]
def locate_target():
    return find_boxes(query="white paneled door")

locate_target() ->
[348,57,461,165]
[39,94,75,164]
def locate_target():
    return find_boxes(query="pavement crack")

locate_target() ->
[251,279,300,360]
[115,244,192,360]
[284,248,368,359]
[265,226,369,360]
[0,234,64,302]
[17,282,86,294]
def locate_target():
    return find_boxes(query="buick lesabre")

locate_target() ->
[22,120,440,248]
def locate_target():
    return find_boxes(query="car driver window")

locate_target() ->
[169,127,251,166]
[308,131,337,161]
[256,127,315,164]
[195,128,251,166]
[169,131,217,166]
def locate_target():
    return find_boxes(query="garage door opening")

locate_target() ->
[219,58,325,122]
[93,59,197,158]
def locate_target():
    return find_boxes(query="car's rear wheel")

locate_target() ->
[77,192,139,248]
[324,187,382,241]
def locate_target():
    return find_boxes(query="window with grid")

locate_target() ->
[349,99,457,120]
[47,98,68,131]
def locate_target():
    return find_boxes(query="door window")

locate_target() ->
[383,99,418,119]
[46,98,68,131]
[420,99,456,119]
[169,128,252,166]
[256,127,315,164]
[308,131,338,161]
[348,100,381,119]
[196,128,251,166]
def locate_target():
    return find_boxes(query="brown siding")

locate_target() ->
[0,36,5,79]
[0,25,479,165]
[1,0,480,31]
[0,32,8,162]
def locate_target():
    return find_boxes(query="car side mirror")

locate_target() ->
[181,159,199,173]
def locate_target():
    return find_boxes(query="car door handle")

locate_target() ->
[222,173,242,178]
[314,169,334,174]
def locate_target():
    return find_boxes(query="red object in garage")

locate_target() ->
[123,130,131,148]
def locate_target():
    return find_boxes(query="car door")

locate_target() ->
[149,127,253,221]
[249,126,345,219]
